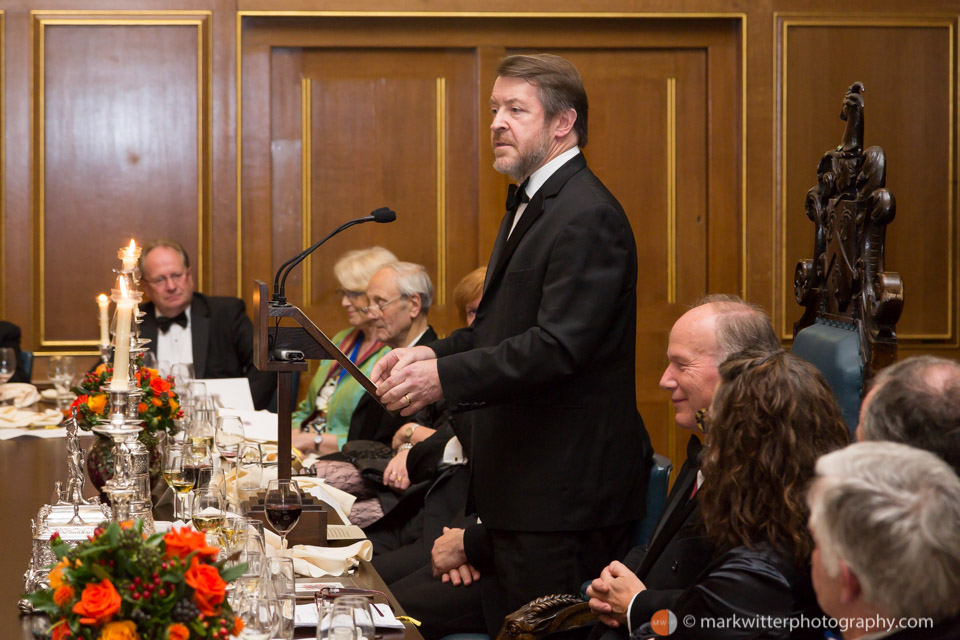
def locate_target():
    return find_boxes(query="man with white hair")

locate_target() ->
[807,441,960,639]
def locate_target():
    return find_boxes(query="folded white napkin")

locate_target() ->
[0,383,41,408]
[0,405,63,428]
[264,529,373,578]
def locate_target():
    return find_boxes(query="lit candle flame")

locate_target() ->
[127,239,137,254]
[98,293,108,304]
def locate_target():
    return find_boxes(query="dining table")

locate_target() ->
[0,429,424,640]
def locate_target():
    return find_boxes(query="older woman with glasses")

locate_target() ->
[291,246,397,455]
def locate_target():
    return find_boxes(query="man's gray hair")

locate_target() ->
[808,442,960,620]
[383,261,433,315]
[860,356,960,475]
[693,294,780,362]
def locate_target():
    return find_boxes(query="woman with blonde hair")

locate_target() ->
[291,246,397,454]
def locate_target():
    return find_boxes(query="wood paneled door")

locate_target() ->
[239,14,742,471]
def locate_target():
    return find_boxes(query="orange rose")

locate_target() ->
[94,364,108,376]
[151,397,163,408]
[169,398,180,413]
[53,584,75,608]
[72,578,121,625]
[50,621,70,640]
[167,623,189,640]
[137,402,148,414]
[100,620,140,640]
[48,558,70,588]
[86,394,108,415]
[163,527,218,560]
[150,377,171,394]
[231,616,244,635]
[185,558,226,616]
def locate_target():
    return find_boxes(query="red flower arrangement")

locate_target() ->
[25,520,246,640]
[70,363,181,443]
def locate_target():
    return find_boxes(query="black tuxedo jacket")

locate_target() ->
[0,320,30,383]
[349,326,438,445]
[627,436,717,628]
[431,153,651,531]
[139,293,276,410]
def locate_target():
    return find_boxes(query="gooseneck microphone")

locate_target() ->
[272,207,396,305]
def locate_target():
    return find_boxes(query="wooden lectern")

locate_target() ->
[251,280,388,480]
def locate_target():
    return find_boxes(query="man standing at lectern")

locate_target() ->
[371,54,651,633]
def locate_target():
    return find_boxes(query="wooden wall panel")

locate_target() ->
[777,17,957,346]
[31,12,211,349]
[238,14,740,470]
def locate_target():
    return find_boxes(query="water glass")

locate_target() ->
[265,556,296,597]
[49,356,76,409]
[238,443,263,492]
[0,348,16,386]
[339,596,375,640]
[276,593,297,640]
[237,595,279,640]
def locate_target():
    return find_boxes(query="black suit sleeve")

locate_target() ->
[228,299,275,411]
[435,203,634,405]
[405,424,456,484]
[630,547,797,638]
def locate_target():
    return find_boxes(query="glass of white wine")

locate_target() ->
[191,486,225,544]
[161,440,192,520]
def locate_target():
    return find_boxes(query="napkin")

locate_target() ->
[0,383,41,408]
[264,529,373,578]
[0,405,63,428]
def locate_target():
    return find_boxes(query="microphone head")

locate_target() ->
[371,207,397,223]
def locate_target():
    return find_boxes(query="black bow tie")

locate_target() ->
[505,180,531,211]
[157,311,188,333]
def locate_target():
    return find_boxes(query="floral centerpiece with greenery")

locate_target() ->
[70,363,182,491]
[26,520,246,640]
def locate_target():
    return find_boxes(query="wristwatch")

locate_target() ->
[398,442,414,452]
[403,424,419,443]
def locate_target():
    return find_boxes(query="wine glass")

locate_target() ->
[0,348,16,386]
[185,439,214,501]
[238,443,263,494]
[49,356,76,410]
[216,415,245,507]
[264,479,302,555]
[236,595,279,640]
[339,596,375,640]
[264,556,296,597]
[191,486,225,544]
[161,440,192,520]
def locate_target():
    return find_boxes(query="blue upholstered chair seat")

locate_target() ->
[791,319,863,435]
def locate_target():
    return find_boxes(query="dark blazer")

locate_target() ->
[627,436,716,627]
[348,326,438,445]
[0,321,30,383]
[139,293,276,410]
[431,153,652,532]
[632,544,825,640]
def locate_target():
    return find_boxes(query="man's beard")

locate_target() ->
[493,127,552,182]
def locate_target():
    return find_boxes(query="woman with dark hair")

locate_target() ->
[591,350,849,639]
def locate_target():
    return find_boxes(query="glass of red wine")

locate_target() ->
[264,479,302,555]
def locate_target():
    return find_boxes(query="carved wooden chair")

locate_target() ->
[791,81,903,436]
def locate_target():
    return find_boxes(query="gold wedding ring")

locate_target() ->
[403,394,411,407]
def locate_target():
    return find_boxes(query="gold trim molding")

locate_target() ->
[666,77,677,304]
[436,76,448,306]
[31,10,212,349]
[775,13,958,346]
[301,77,313,307]
[0,11,5,320]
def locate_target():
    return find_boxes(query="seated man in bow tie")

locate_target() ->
[138,239,275,410]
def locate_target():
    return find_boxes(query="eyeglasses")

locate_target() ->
[362,295,407,315]
[335,289,366,300]
[144,271,188,287]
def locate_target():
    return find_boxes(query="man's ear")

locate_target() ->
[838,562,863,605]
[407,293,423,319]
[553,108,577,140]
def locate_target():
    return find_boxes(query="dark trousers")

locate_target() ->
[389,563,487,640]
[480,523,635,636]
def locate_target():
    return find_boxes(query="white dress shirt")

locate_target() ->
[508,146,582,238]
[155,305,194,373]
